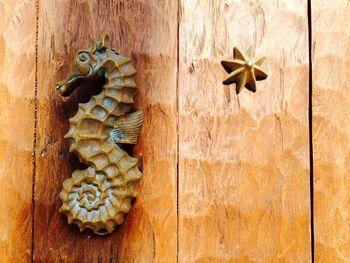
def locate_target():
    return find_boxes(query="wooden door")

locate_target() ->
[0,0,348,262]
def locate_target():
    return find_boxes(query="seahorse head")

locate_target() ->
[56,35,116,96]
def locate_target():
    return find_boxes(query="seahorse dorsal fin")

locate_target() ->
[110,110,144,144]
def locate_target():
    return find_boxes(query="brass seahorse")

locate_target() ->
[55,35,143,235]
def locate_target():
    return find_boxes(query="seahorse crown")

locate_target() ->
[56,35,143,235]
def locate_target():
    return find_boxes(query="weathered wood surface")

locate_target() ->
[4,0,350,261]
[178,0,311,261]
[34,0,177,262]
[0,0,36,262]
[312,1,350,261]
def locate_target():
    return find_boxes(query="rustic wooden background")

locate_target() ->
[0,0,348,262]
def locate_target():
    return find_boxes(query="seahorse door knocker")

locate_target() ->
[55,35,143,235]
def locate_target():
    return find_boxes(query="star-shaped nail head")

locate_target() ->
[221,47,268,94]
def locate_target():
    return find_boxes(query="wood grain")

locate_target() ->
[178,0,311,261]
[34,0,177,262]
[0,0,36,262]
[312,1,350,261]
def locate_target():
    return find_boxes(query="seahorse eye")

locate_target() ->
[78,52,89,63]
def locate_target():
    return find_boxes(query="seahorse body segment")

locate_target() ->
[56,35,143,235]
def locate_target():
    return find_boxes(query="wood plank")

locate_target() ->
[0,0,36,261]
[178,0,311,261]
[312,1,350,261]
[34,0,177,261]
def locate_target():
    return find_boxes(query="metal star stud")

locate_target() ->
[221,47,268,94]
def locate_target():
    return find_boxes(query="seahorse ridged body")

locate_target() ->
[56,35,143,234]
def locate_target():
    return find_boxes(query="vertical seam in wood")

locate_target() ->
[31,0,39,262]
[307,0,314,262]
[176,0,180,262]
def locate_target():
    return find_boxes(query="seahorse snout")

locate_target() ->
[55,74,85,97]
[55,82,67,95]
